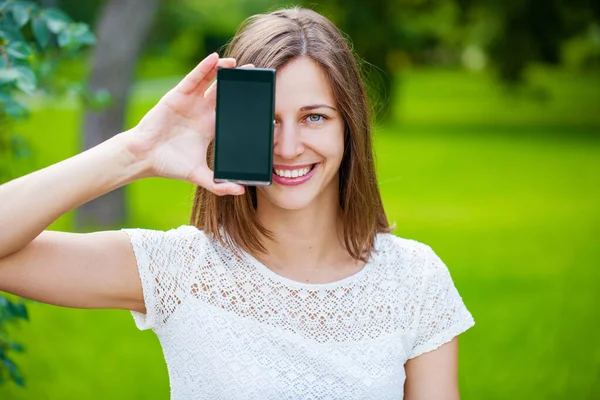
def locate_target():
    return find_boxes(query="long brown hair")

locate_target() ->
[191,7,392,262]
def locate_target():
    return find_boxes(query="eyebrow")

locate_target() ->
[299,104,337,112]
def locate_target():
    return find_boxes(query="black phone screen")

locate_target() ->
[214,68,275,185]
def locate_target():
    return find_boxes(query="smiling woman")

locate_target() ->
[0,6,474,400]
[194,10,391,261]
[264,57,346,209]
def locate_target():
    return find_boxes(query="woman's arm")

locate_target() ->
[0,131,146,260]
[0,54,244,311]
[404,337,460,400]
[0,132,147,311]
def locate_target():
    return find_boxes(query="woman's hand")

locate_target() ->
[0,53,253,310]
[127,53,246,196]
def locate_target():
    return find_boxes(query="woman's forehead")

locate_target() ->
[275,57,336,111]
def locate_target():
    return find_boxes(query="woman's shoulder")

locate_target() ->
[374,232,434,260]
[122,224,207,239]
[376,233,476,359]
[372,232,448,278]
[121,224,211,257]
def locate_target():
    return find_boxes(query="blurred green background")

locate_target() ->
[1,0,599,399]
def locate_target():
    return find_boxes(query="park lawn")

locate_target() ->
[1,68,599,399]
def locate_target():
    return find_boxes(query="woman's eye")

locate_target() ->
[306,114,325,123]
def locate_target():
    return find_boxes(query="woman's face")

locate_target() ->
[256,56,345,211]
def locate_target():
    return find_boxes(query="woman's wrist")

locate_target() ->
[110,127,155,184]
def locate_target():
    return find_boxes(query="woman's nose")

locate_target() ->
[273,121,305,160]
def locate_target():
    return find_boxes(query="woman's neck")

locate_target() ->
[255,189,353,274]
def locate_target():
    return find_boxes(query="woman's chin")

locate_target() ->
[266,191,318,211]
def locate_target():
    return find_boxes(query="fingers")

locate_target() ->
[204,64,256,108]
[217,58,237,68]
[202,57,237,85]
[210,182,246,197]
[190,166,245,196]
[174,53,218,94]
[204,81,218,106]
[175,54,236,95]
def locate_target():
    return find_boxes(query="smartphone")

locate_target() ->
[213,67,276,186]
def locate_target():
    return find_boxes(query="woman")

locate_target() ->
[0,7,474,400]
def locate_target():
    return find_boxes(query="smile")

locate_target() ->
[272,163,319,186]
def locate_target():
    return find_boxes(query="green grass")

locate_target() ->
[1,67,599,399]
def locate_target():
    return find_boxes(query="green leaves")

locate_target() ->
[1,357,25,387]
[0,2,97,388]
[14,66,36,94]
[5,41,33,60]
[32,16,51,48]
[41,8,71,34]
[0,66,37,94]
[1,96,28,119]
[75,86,113,111]
[57,22,96,48]
[0,295,29,323]
[0,3,96,53]
[40,8,96,49]
[7,342,25,353]
[11,2,33,28]
[6,302,28,321]
[0,1,96,99]
[0,68,21,84]
[0,295,29,386]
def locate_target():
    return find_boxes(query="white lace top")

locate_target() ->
[123,225,474,400]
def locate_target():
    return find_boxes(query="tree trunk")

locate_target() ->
[76,0,158,229]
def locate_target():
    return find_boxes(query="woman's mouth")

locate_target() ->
[272,163,319,186]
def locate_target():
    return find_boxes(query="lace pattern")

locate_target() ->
[122,225,474,399]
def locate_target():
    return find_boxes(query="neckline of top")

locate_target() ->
[186,225,387,289]
[241,233,384,290]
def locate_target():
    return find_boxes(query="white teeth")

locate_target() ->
[274,165,313,178]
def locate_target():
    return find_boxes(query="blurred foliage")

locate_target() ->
[0,0,95,387]
[154,0,600,117]
[311,0,600,115]
[49,0,600,117]
[458,0,600,81]
[0,295,28,387]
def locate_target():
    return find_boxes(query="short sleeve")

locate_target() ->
[121,225,202,331]
[408,245,475,359]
